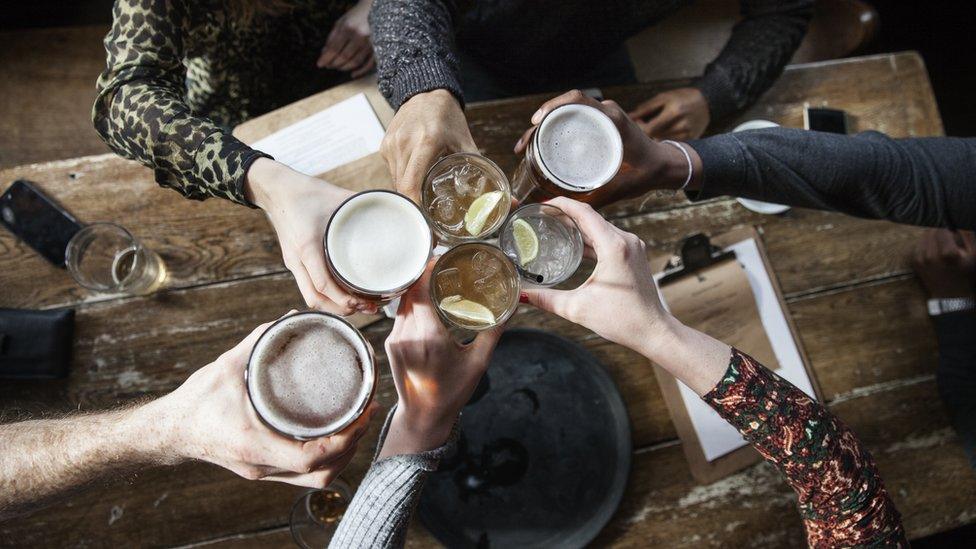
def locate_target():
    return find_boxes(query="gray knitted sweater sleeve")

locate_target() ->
[369,0,463,110]
[368,0,812,118]
[696,0,812,120]
[329,406,457,548]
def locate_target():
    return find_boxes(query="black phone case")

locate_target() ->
[0,180,82,267]
[0,308,74,379]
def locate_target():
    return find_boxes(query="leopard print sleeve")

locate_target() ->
[703,349,907,547]
[92,0,269,207]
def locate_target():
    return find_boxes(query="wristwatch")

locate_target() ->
[927,297,976,316]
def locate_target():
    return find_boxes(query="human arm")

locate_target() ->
[330,263,502,548]
[369,0,476,202]
[522,197,907,546]
[912,229,976,468]
[94,0,373,314]
[519,91,976,229]
[628,0,812,138]
[0,317,375,521]
[317,0,376,78]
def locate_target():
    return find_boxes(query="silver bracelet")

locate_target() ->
[662,140,693,191]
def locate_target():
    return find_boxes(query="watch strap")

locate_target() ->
[927,297,976,316]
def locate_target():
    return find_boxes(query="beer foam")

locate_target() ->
[248,313,374,439]
[534,104,623,191]
[327,191,432,292]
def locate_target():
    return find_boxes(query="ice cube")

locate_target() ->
[455,165,487,197]
[435,267,463,296]
[431,172,456,197]
[475,275,510,312]
[472,250,501,277]
[431,195,462,226]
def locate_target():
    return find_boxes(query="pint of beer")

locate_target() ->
[325,190,433,303]
[511,104,623,204]
[246,312,377,440]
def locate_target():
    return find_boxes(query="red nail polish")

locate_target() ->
[519,292,530,304]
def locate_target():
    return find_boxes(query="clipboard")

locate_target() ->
[232,74,395,192]
[651,227,821,484]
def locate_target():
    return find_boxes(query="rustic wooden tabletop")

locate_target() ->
[2,52,973,548]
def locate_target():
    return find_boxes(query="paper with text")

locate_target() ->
[656,238,817,462]
[251,93,385,177]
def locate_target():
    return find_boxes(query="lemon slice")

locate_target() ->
[511,218,539,266]
[439,296,496,325]
[464,191,504,236]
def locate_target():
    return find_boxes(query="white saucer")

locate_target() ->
[732,120,791,215]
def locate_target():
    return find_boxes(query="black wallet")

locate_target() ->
[0,308,74,379]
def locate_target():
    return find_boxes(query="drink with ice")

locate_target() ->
[430,242,519,330]
[422,153,511,242]
[498,204,584,287]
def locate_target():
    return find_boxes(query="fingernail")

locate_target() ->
[531,109,543,124]
[519,292,530,304]
[514,137,523,152]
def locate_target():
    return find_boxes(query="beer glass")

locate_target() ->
[245,312,377,440]
[498,204,584,287]
[511,104,623,204]
[430,242,520,331]
[65,222,167,295]
[289,479,352,548]
[421,153,511,243]
[324,190,433,304]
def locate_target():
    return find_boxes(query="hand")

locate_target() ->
[317,0,375,78]
[246,158,376,315]
[629,87,710,140]
[378,262,502,458]
[514,90,698,206]
[521,197,728,394]
[520,197,673,352]
[381,89,478,203]
[912,229,976,298]
[151,316,378,488]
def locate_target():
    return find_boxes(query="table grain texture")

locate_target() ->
[2,52,973,548]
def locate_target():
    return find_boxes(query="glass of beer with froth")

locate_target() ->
[511,104,624,204]
[246,312,376,440]
[325,190,433,304]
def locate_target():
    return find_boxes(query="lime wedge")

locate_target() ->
[464,191,504,236]
[439,296,496,325]
[511,218,539,266]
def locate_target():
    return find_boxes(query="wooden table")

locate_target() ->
[1,52,973,547]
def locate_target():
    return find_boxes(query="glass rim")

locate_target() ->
[429,242,520,331]
[531,103,623,192]
[65,222,144,291]
[324,189,433,297]
[421,152,512,241]
[244,311,378,440]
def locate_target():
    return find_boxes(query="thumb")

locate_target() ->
[522,287,576,322]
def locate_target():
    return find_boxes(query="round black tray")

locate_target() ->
[418,328,632,548]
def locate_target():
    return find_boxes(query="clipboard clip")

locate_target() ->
[659,233,736,285]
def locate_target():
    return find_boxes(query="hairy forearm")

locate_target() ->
[0,399,176,520]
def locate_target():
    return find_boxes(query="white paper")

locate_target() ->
[252,93,385,177]
[656,238,817,462]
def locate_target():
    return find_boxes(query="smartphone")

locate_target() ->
[0,180,83,267]
[804,107,849,134]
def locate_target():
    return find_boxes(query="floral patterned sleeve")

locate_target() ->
[91,0,269,207]
[703,349,908,547]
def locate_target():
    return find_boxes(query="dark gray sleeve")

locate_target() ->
[933,312,976,469]
[688,128,976,230]
[369,0,463,110]
[696,0,813,121]
[329,406,457,548]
